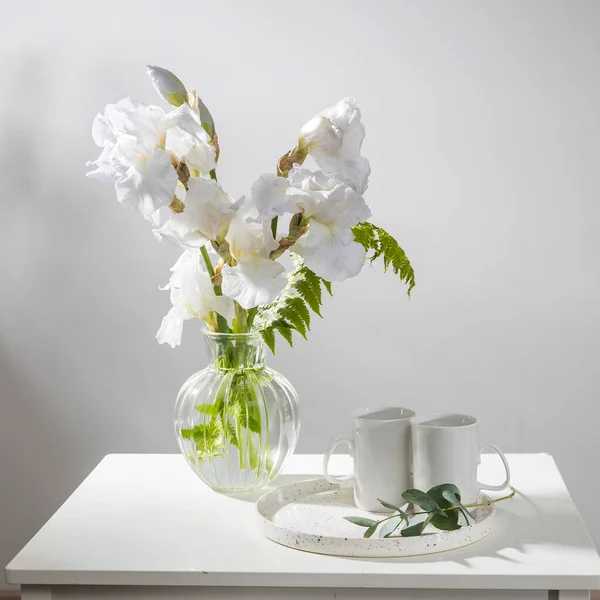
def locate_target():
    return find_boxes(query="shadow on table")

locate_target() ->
[225,481,593,569]
[220,474,321,503]
[341,487,591,567]
[242,483,593,570]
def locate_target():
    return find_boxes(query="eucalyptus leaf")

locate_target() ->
[442,489,473,522]
[401,489,440,512]
[377,499,403,512]
[377,499,409,524]
[344,484,514,538]
[428,483,473,523]
[459,507,473,523]
[380,516,404,538]
[400,522,425,537]
[364,523,378,538]
[431,510,461,531]
[344,516,378,528]
[428,483,460,503]
[401,513,434,537]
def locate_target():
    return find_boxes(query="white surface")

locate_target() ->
[2,2,600,591]
[6,453,600,591]
[256,477,495,557]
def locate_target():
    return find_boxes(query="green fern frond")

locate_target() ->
[352,222,415,295]
[195,403,218,416]
[224,420,239,448]
[352,221,375,248]
[288,296,311,330]
[295,277,322,317]
[321,279,333,296]
[279,303,308,339]
[261,327,276,354]
[257,255,332,353]
[228,374,261,433]
[181,423,225,462]
[272,319,294,347]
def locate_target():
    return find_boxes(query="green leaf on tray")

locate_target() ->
[364,523,378,538]
[401,513,434,537]
[378,498,405,513]
[344,485,515,538]
[430,510,461,531]
[343,516,378,528]
[380,515,405,538]
[428,483,473,522]
[401,489,441,513]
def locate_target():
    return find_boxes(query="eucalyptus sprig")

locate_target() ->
[344,484,516,538]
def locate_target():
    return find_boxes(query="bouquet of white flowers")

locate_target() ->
[88,65,414,350]
[87,66,415,490]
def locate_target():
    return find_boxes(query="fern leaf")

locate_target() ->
[195,403,218,416]
[256,255,333,353]
[261,327,276,354]
[224,420,239,449]
[296,278,322,317]
[353,222,416,295]
[182,423,225,462]
[228,375,262,433]
[272,319,294,347]
[280,304,308,339]
[321,279,333,296]
[180,428,194,440]
[288,296,311,331]
[352,221,377,249]
[303,267,324,306]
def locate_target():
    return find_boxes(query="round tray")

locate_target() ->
[256,478,495,557]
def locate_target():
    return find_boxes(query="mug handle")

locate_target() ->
[323,437,354,484]
[476,444,511,492]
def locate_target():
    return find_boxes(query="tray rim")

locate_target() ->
[256,477,496,558]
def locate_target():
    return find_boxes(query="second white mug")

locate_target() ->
[323,406,415,512]
[411,413,511,505]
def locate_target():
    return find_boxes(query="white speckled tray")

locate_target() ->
[256,478,495,557]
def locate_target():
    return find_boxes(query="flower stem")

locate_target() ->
[271,216,278,239]
[232,301,247,333]
[200,245,216,278]
[246,307,258,330]
[200,245,230,333]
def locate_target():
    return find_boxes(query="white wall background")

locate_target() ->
[1,0,599,590]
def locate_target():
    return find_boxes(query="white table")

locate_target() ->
[5,453,600,600]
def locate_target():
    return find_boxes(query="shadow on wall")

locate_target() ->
[0,350,85,569]
[0,53,95,579]
[0,53,91,575]
[0,53,191,584]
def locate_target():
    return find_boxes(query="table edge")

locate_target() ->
[6,567,600,590]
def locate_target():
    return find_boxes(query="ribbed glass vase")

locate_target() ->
[174,331,300,492]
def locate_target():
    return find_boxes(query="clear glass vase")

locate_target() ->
[174,331,300,492]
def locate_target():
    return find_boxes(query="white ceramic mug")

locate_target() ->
[323,406,415,513]
[411,413,511,504]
